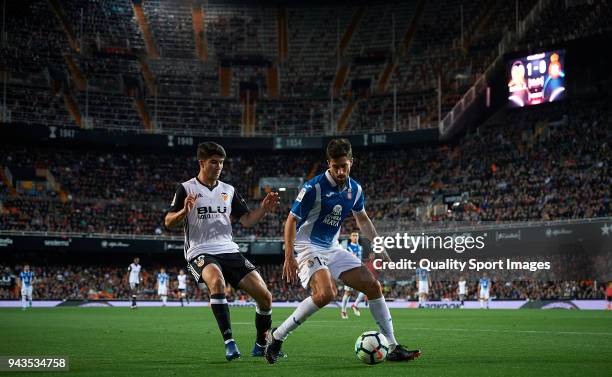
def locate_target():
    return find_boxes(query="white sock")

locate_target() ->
[354,292,365,307]
[22,296,26,309]
[341,294,350,312]
[274,296,320,341]
[368,297,397,347]
[162,296,167,305]
[480,300,484,308]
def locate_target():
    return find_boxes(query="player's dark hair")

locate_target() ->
[326,138,352,160]
[197,142,226,160]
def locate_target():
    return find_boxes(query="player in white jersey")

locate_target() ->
[478,273,491,309]
[265,139,421,364]
[157,268,169,306]
[177,269,189,306]
[19,264,35,310]
[416,268,431,304]
[340,232,365,319]
[127,257,141,309]
[165,142,279,361]
[457,276,467,308]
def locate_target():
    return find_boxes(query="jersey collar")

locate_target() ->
[325,170,349,191]
[196,176,219,191]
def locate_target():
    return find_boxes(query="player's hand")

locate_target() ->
[261,191,280,212]
[184,194,196,213]
[282,256,299,284]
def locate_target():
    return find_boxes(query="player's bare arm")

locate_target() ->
[164,194,196,228]
[353,210,392,262]
[238,191,280,228]
[282,213,299,284]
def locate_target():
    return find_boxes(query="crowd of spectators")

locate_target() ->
[0,263,606,302]
[1,97,609,236]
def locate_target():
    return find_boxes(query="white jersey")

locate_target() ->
[178,275,187,289]
[168,178,249,261]
[458,280,467,295]
[128,263,141,283]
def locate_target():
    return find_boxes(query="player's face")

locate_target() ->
[200,155,224,181]
[350,233,359,243]
[179,270,184,275]
[24,265,29,271]
[134,258,139,264]
[327,157,352,186]
[161,268,165,273]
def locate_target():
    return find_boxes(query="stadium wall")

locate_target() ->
[1,217,609,256]
[0,123,439,152]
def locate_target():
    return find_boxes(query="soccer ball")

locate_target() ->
[354,331,389,364]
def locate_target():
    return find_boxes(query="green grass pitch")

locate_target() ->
[1,307,611,376]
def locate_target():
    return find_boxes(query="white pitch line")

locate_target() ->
[408,327,612,337]
[233,321,612,336]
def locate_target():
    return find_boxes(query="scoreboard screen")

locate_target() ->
[507,50,566,107]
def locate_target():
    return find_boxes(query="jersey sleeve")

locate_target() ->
[168,184,187,213]
[352,184,365,213]
[231,190,250,220]
[290,184,315,220]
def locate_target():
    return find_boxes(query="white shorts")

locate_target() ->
[21,286,33,297]
[344,285,354,293]
[479,289,490,299]
[158,286,167,296]
[129,281,139,290]
[418,282,429,295]
[295,244,362,289]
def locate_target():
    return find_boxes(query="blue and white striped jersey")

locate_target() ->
[157,272,169,287]
[347,242,363,260]
[19,271,34,287]
[290,171,365,249]
[479,278,490,289]
[416,268,429,283]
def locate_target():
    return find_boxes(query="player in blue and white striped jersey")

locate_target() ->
[266,139,421,364]
[416,267,431,304]
[19,265,35,310]
[479,273,491,309]
[340,232,366,318]
[157,268,170,307]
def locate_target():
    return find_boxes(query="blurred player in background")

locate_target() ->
[19,264,34,310]
[165,142,279,361]
[177,269,189,306]
[340,232,365,319]
[416,267,431,304]
[479,273,490,309]
[458,276,467,308]
[265,138,420,364]
[127,257,141,309]
[157,268,169,307]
